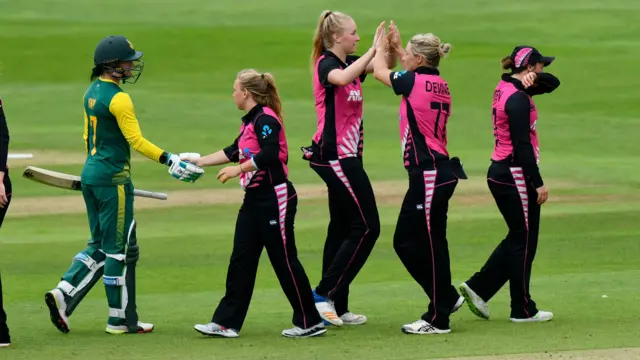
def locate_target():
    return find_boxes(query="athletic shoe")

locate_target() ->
[451,296,465,314]
[401,319,451,335]
[313,290,342,326]
[0,343,9,348]
[194,322,239,338]
[282,322,326,338]
[510,311,553,323]
[340,312,367,325]
[106,321,154,334]
[459,282,490,320]
[45,289,70,333]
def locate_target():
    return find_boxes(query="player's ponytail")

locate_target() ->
[237,69,284,124]
[90,65,103,81]
[408,33,451,68]
[310,10,351,73]
[501,56,514,71]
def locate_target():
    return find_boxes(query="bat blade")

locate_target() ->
[22,166,168,200]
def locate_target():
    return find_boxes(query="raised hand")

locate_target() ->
[372,21,387,51]
[387,20,402,50]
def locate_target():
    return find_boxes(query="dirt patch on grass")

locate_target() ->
[6,178,609,218]
[7,150,151,167]
[447,347,640,360]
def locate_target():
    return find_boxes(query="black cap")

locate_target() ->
[510,45,554,70]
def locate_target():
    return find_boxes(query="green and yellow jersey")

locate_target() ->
[81,77,165,186]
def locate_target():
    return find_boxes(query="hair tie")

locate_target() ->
[261,73,265,79]
[324,11,332,19]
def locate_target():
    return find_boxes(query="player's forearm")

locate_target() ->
[333,48,375,85]
[130,137,164,163]
[385,49,397,69]
[197,150,231,167]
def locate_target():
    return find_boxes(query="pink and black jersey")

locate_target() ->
[0,98,8,170]
[491,73,560,188]
[223,105,289,192]
[304,51,367,161]
[389,67,451,171]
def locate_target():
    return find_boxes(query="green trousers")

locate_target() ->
[56,183,136,326]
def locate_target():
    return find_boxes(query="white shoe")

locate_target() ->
[0,343,10,348]
[315,301,343,326]
[459,283,490,320]
[194,322,239,338]
[510,311,553,323]
[106,321,154,334]
[44,289,70,333]
[451,296,465,314]
[401,319,451,335]
[340,312,367,325]
[282,322,327,338]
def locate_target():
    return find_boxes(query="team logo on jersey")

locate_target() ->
[347,90,362,102]
[261,124,272,139]
[88,98,96,109]
[393,70,407,79]
[240,147,253,160]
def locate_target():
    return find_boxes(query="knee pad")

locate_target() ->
[58,247,106,315]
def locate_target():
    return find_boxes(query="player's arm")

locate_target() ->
[83,111,89,154]
[524,73,561,96]
[321,52,374,87]
[505,92,543,188]
[365,48,396,74]
[0,99,8,180]
[187,135,241,167]
[250,115,281,170]
[109,92,168,163]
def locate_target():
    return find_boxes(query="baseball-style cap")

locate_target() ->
[510,45,554,69]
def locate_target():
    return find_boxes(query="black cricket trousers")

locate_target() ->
[0,171,12,339]
[393,166,461,330]
[211,182,322,331]
[310,158,380,314]
[465,162,540,318]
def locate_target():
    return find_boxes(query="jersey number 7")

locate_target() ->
[431,101,450,140]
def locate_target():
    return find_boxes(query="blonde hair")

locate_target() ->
[310,10,352,72]
[237,69,284,123]
[408,33,451,68]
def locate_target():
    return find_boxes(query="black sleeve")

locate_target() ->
[389,70,415,97]
[346,55,367,83]
[525,73,560,96]
[318,57,342,88]
[223,134,241,163]
[505,92,544,188]
[252,115,282,169]
[0,98,9,171]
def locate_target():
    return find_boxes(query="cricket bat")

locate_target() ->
[22,166,168,200]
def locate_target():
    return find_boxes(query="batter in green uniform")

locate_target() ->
[44,35,204,335]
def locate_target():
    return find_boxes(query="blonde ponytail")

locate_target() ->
[310,10,351,72]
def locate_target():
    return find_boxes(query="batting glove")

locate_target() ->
[165,153,205,183]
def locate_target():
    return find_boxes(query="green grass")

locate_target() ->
[1,0,639,359]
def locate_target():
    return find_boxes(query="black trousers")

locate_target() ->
[0,171,11,340]
[212,182,322,331]
[393,168,460,330]
[310,158,380,312]
[466,162,540,318]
